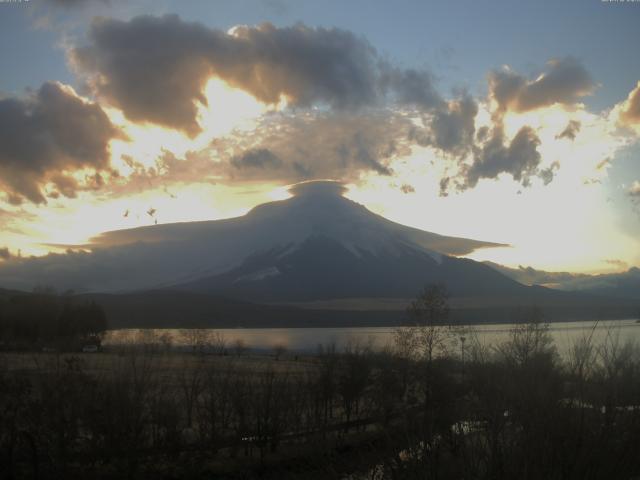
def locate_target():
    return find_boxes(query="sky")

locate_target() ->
[0,0,639,276]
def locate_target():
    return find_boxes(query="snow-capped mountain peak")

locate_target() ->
[0,181,505,293]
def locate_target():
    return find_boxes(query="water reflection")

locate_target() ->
[104,319,640,356]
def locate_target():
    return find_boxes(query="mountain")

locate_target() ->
[0,181,505,293]
[0,180,636,326]
[485,262,640,302]
[169,181,523,301]
[179,234,526,301]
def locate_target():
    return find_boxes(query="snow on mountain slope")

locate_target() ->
[0,181,505,292]
[178,232,526,302]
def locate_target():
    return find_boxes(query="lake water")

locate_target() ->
[105,319,640,357]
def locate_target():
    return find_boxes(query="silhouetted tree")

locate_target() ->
[406,283,451,362]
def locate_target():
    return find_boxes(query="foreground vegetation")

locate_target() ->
[0,286,639,479]
[0,324,638,478]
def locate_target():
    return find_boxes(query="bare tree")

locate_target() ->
[210,332,227,355]
[497,306,556,367]
[233,338,247,357]
[338,341,372,430]
[179,329,210,354]
[400,284,452,363]
[273,344,287,361]
[177,355,206,428]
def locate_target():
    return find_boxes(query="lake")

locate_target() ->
[104,318,640,357]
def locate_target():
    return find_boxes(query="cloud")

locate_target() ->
[63,19,607,203]
[208,110,411,182]
[104,109,411,197]
[70,16,381,135]
[0,82,121,204]
[484,261,589,287]
[429,93,478,155]
[539,161,560,186]
[381,67,444,109]
[70,15,444,136]
[288,180,348,197]
[231,148,282,170]
[70,15,219,136]
[596,157,611,171]
[406,92,478,160]
[463,125,543,189]
[630,181,640,212]
[604,258,628,270]
[489,57,596,113]
[556,120,581,140]
[619,81,640,126]
[439,177,450,197]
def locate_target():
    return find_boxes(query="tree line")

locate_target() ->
[0,288,107,349]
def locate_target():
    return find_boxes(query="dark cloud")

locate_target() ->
[407,92,478,159]
[489,57,595,113]
[429,93,478,155]
[475,126,489,142]
[620,81,640,125]
[71,15,219,136]
[70,15,444,135]
[463,125,542,189]
[65,16,582,197]
[71,16,381,135]
[556,120,581,140]
[0,82,120,204]
[50,174,80,199]
[381,67,444,109]
[231,148,282,170]
[488,68,525,112]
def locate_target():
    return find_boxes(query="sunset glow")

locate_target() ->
[0,0,639,286]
